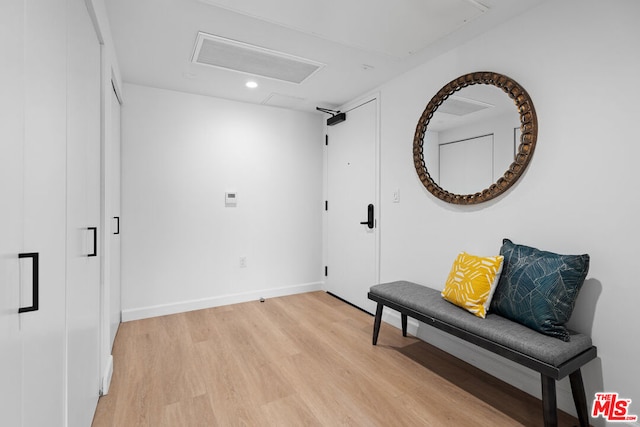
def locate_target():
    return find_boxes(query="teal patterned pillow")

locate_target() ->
[490,239,590,341]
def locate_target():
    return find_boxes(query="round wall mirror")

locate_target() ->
[413,72,537,204]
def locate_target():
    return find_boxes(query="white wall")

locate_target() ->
[121,84,324,320]
[374,0,640,424]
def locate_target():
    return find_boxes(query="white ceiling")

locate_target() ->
[105,0,546,113]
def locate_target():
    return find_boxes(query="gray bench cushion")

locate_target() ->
[370,281,593,367]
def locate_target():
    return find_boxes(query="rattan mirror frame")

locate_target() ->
[413,72,537,205]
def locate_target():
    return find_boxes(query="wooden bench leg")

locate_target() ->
[569,369,590,427]
[541,374,558,427]
[372,303,383,345]
[401,313,408,337]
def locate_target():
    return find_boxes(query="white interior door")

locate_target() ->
[66,0,102,424]
[109,84,122,348]
[0,1,25,424]
[1,1,67,425]
[326,98,378,313]
[22,0,68,425]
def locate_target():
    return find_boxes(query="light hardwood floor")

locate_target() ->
[92,291,581,426]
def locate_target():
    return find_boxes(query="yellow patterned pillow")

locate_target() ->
[441,252,504,318]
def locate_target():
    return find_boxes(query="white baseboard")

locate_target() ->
[380,308,579,419]
[121,281,324,322]
[100,354,113,396]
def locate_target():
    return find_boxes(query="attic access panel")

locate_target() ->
[191,32,325,84]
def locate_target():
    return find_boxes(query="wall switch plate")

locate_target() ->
[393,189,400,203]
[239,257,247,268]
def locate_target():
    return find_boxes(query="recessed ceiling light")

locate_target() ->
[245,81,258,89]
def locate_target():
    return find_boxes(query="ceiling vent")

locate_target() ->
[191,32,324,84]
[436,95,493,116]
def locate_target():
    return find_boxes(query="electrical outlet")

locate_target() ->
[239,257,247,268]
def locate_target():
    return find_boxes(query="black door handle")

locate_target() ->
[18,252,39,313]
[359,204,374,229]
[114,216,120,235]
[88,227,97,257]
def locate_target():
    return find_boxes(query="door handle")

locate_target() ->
[88,227,97,257]
[113,216,120,235]
[18,252,39,313]
[359,204,374,229]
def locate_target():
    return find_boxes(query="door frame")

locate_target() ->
[322,92,381,308]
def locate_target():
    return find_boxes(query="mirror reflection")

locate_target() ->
[423,84,520,195]
[413,72,537,205]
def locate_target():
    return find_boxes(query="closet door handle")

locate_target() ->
[113,217,120,235]
[88,227,97,257]
[18,252,39,313]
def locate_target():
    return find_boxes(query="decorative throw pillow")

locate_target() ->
[490,239,590,341]
[441,252,505,318]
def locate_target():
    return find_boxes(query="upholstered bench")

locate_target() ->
[368,281,597,427]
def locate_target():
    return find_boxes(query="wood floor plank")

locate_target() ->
[257,395,322,426]
[92,291,582,427]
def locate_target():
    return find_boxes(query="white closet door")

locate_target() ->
[0,1,25,424]
[1,0,67,425]
[439,135,493,195]
[22,0,68,425]
[66,0,102,424]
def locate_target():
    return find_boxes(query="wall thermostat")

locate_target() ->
[225,192,237,207]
